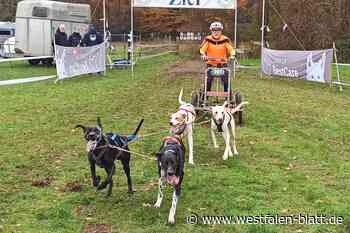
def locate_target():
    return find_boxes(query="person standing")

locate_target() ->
[81,25,103,47]
[68,32,82,47]
[55,24,69,46]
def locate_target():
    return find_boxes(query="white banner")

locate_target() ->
[133,0,236,9]
[262,48,334,83]
[55,42,106,80]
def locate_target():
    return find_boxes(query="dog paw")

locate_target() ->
[168,217,175,224]
[214,145,219,149]
[97,182,108,190]
[92,176,101,187]
[128,190,135,194]
[223,156,228,160]
[154,202,161,208]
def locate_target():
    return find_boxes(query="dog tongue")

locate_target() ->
[167,175,179,185]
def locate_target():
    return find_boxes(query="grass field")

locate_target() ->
[0,55,350,233]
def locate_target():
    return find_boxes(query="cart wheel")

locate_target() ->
[28,59,41,66]
[190,92,199,108]
[234,91,244,126]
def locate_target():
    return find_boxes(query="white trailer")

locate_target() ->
[15,0,91,65]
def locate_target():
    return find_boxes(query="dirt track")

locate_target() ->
[167,59,205,79]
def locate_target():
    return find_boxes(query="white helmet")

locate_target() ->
[210,21,223,31]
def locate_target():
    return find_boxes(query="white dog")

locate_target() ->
[306,52,326,83]
[170,89,196,164]
[210,101,247,160]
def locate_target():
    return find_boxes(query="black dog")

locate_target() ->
[154,135,185,224]
[76,118,144,196]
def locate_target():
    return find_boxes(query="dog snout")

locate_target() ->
[87,133,96,140]
[167,171,175,176]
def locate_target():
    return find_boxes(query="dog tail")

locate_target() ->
[127,119,144,142]
[178,88,186,105]
[231,101,249,113]
[132,119,144,135]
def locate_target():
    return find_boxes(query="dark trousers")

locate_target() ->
[206,64,229,92]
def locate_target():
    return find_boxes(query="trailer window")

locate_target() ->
[0,30,11,36]
[33,7,48,17]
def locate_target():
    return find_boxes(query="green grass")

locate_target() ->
[0,55,350,233]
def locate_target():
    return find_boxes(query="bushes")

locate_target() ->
[336,39,350,63]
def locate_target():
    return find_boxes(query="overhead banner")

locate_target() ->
[55,42,106,80]
[133,0,237,9]
[262,48,334,83]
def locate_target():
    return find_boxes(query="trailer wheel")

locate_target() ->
[41,58,53,66]
[28,59,41,66]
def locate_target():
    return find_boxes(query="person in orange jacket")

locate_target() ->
[200,21,235,93]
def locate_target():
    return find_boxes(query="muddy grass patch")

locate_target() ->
[83,224,112,233]
[31,176,54,187]
[60,181,83,192]
[167,59,204,79]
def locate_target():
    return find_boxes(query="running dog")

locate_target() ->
[76,118,144,196]
[210,101,247,160]
[169,89,196,164]
[154,135,185,224]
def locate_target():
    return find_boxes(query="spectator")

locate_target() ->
[55,24,69,46]
[68,32,82,47]
[81,25,103,47]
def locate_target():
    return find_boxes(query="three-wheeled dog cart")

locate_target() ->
[190,57,244,125]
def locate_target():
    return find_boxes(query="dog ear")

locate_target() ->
[155,152,162,161]
[223,101,229,108]
[75,125,86,132]
[96,117,103,131]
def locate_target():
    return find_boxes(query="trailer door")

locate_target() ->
[28,19,51,56]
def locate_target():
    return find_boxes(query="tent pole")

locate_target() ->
[234,0,238,50]
[131,0,134,78]
[260,0,265,79]
[333,42,343,92]
[103,0,107,76]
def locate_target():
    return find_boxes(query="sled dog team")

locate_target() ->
[76,89,247,224]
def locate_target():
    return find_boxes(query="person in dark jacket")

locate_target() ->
[55,24,69,46]
[81,25,103,47]
[68,32,82,47]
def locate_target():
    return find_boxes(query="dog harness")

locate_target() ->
[161,136,185,179]
[108,133,138,147]
[213,112,233,133]
[163,135,184,147]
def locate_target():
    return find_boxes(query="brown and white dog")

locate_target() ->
[210,101,248,160]
[170,89,196,164]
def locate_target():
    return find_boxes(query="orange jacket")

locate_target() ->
[200,35,235,66]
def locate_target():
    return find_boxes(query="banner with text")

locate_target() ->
[133,0,236,9]
[55,42,106,80]
[262,48,333,83]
